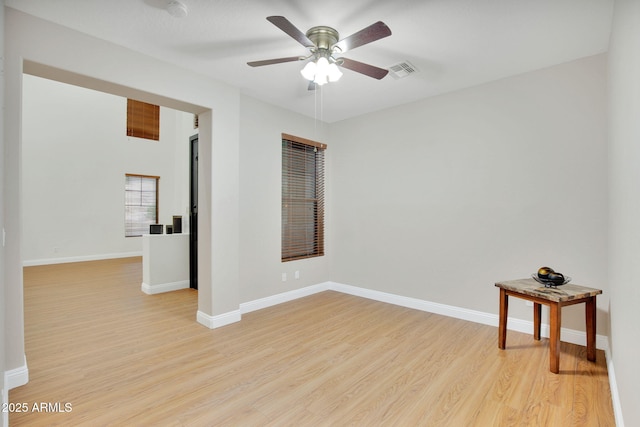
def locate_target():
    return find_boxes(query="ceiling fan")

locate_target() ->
[247,16,392,88]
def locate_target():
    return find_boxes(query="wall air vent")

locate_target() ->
[389,61,418,79]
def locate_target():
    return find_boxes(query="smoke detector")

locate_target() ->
[167,1,188,18]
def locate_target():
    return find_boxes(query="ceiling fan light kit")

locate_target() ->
[300,25,344,85]
[248,16,391,88]
[301,56,343,85]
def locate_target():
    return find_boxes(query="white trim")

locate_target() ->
[2,386,7,427]
[502,316,610,350]
[23,251,142,266]
[328,281,610,350]
[211,282,612,350]
[196,310,241,329]
[4,355,28,390]
[196,283,332,330]
[331,282,497,325]
[605,347,625,427]
[141,280,190,295]
[240,282,331,314]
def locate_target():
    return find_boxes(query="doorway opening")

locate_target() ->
[20,61,210,295]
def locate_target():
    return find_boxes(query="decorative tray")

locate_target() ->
[531,273,571,287]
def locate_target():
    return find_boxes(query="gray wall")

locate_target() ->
[331,55,609,334]
[608,0,640,425]
[239,95,332,303]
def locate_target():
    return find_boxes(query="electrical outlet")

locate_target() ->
[525,301,533,307]
[281,273,287,282]
[54,247,61,253]
[295,270,300,279]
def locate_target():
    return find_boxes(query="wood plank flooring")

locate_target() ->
[10,257,614,426]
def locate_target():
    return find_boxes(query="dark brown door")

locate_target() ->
[189,134,198,289]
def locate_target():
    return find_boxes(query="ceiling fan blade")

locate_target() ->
[247,56,304,67]
[267,16,315,48]
[333,21,391,53]
[338,58,389,80]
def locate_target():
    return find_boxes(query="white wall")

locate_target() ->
[21,75,195,265]
[239,94,331,303]
[1,1,7,424]
[608,0,640,425]
[4,7,241,376]
[331,54,609,334]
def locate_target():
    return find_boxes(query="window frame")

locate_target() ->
[281,133,326,262]
[124,173,160,237]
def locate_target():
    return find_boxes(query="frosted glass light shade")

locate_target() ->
[300,57,342,85]
[314,57,330,86]
[327,63,343,82]
[300,62,317,81]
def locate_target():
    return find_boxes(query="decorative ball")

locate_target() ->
[537,266,554,279]
[547,272,565,285]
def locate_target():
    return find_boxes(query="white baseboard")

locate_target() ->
[196,283,332,330]
[331,282,498,325]
[218,281,609,350]
[605,347,625,427]
[500,314,610,351]
[141,280,190,295]
[196,309,241,329]
[5,355,28,390]
[240,282,331,314]
[23,251,142,267]
[329,281,609,350]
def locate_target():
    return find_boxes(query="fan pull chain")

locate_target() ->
[320,85,324,124]
[313,84,325,141]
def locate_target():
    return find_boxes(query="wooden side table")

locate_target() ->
[495,278,602,374]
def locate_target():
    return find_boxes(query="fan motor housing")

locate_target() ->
[306,26,339,50]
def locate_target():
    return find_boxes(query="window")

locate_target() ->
[282,133,326,261]
[125,174,159,237]
[127,99,160,141]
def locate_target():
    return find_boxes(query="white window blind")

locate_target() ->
[125,174,159,237]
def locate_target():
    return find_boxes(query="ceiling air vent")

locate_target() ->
[389,61,418,79]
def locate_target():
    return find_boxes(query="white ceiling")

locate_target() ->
[6,0,614,123]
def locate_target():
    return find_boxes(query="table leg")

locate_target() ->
[533,302,542,340]
[586,296,597,362]
[549,302,561,374]
[498,289,508,349]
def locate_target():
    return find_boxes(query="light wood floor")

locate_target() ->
[11,257,614,426]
